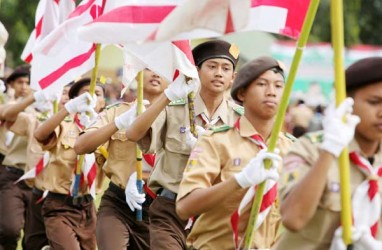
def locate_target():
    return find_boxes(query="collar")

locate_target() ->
[194,92,228,125]
[349,139,382,166]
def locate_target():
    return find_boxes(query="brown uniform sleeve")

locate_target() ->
[39,125,61,151]
[138,109,166,154]
[8,112,31,136]
[177,133,221,201]
[84,109,112,153]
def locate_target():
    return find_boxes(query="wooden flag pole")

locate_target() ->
[136,71,144,221]
[242,0,321,248]
[331,0,353,248]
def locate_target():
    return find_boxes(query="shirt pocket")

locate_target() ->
[110,131,135,160]
[60,136,77,162]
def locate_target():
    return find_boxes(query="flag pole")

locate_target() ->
[136,70,144,221]
[187,76,197,137]
[242,0,321,248]
[331,0,353,248]
[72,43,101,198]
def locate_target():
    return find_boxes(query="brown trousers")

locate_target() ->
[149,196,189,250]
[42,193,96,250]
[96,182,151,250]
[23,188,48,250]
[0,167,32,250]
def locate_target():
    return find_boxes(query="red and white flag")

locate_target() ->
[21,0,75,63]
[121,40,198,91]
[30,0,104,96]
[83,153,97,199]
[15,152,50,184]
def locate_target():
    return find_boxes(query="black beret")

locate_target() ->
[231,56,285,102]
[6,69,30,84]
[192,39,240,68]
[68,77,106,99]
[346,57,382,92]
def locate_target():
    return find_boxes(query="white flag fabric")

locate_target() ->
[0,21,8,77]
[83,153,97,199]
[78,0,310,44]
[30,0,104,96]
[21,0,75,63]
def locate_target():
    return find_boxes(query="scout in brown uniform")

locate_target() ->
[34,78,105,250]
[176,57,293,250]
[0,69,33,250]
[126,40,244,249]
[74,68,168,250]
[1,85,71,250]
[275,57,382,249]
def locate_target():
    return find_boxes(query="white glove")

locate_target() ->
[114,100,150,130]
[321,98,360,157]
[234,149,281,189]
[329,227,363,250]
[355,228,382,250]
[125,172,146,212]
[33,100,52,113]
[78,110,97,128]
[164,76,198,101]
[33,90,49,103]
[64,92,96,114]
[185,125,206,148]
[0,79,5,94]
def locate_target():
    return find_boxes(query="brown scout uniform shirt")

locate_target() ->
[8,112,46,189]
[86,102,152,189]
[2,105,35,170]
[177,116,293,250]
[0,95,15,155]
[140,93,243,194]
[274,132,382,250]
[40,116,94,195]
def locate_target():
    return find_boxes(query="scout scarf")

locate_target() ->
[231,119,278,249]
[349,151,382,238]
[15,152,49,184]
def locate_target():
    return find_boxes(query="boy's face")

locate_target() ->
[9,76,30,98]
[197,58,235,95]
[238,69,284,120]
[142,68,168,95]
[353,81,382,141]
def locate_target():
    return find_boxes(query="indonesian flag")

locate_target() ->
[79,0,310,44]
[15,152,50,184]
[30,0,104,96]
[121,40,198,91]
[0,21,8,77]
[21,0,75,63]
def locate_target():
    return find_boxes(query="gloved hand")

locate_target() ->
[0,79,5,94]
[33,100,52,113]
[164,76,198,101]
[355,228,382,250]
[64,92,96,114]
[185,125,206,148]
[329,227,363,250]
[114,100,150,130]
[33,90,49,103]
[234,149,281,189]
[321,98,360,157]
[125,172,146,212]
[78,109,98,128]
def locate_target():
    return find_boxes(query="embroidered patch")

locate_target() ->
[180,126,186,134]
[233,158,241,166]
[329,181,340,193]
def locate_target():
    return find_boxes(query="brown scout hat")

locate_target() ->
[345,57,382,92]
[192,39,240,68]
[68,77,105,99]
[231,56,285,102]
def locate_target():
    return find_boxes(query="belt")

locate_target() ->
[108,182,154,205]
[47,192,93,208]
[5,166,24,176]
[157,188,177,201]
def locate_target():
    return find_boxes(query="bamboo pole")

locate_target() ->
[242,0,321,248]
[136,71,144,221]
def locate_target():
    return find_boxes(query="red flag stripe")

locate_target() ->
[69,0,96,18]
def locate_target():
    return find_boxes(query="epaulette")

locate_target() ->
[208,124,231,134]
[105,102,121,110]
[168,98,186,106]
[36,113,49,122]
[64,116,73,122]
[284,132,297,142]
[233,105,244,116]
[304,131,324,143]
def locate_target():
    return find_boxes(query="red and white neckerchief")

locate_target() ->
[230,118,278,249]
[15,152,50,184]
[142,153,157,199]
[83,153,97,199]
[199,113,220,127]
[349,151,382,238]
[74,113,85,131]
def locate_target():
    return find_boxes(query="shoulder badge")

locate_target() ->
[284,132,297,142]
[304,131,324,143]
[208,124,231,134]
[64,116,73,122]
[105,102,121,110]
[36,113,49,122]
[233,105,244,116]
[168,98,186,106]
